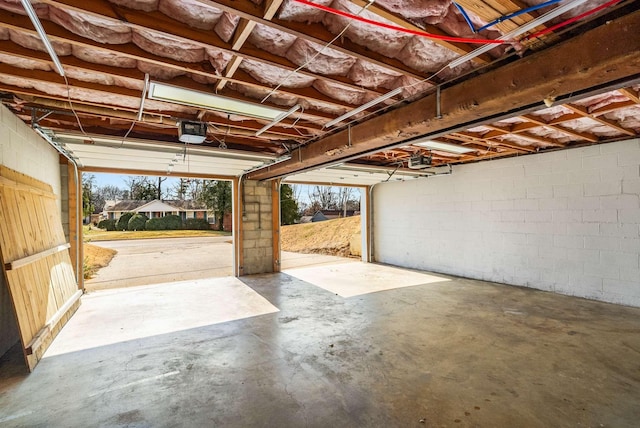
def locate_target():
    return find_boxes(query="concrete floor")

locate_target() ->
[1,262,640,427]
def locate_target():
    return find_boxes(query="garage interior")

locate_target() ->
[0,0,639,426]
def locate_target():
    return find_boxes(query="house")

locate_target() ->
[103,199,210,223]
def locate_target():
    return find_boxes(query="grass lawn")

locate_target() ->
[84,243,117,279]
[84,226,231,242]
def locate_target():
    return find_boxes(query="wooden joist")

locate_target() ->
[4,244,71,271]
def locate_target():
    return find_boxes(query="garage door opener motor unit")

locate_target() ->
[179,121,207,144]
[408,154,432,169]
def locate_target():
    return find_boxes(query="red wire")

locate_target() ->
[292,0,505,44]
[526,0,623,39]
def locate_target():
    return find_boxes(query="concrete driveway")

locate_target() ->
[85,236,233,291]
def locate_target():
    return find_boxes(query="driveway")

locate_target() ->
[85,236,233,291]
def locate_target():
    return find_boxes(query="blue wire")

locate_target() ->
[453,2,477,34]
[476,0,563,32]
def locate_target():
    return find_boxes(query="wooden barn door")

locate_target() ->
[0,166,81,371]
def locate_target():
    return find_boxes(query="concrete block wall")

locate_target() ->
[373,139,640,307]
[241,180,275,275]
[0,105,63,357]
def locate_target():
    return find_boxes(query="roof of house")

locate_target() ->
[107,199,207,212]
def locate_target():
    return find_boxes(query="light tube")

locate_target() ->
[21,0,65,76]
[413,140,476,154]
[448,0,590,69]
[148,82,284,120]
[255,104,301,137]
[323,87,403,128]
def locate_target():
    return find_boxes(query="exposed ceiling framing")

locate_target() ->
[0,0,637,184]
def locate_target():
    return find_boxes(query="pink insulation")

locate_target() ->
[190,73,221,85]
[396,37,461,73]
[278,0,333,23]
[48,7,132,44]
[347,60,401,89]
[247,25,297,57]
[524,126,574,144]
[395,76,432,97]
[560,117,621,137]
[604,107,640,131]
[0,52,51,71]
[286,39,356,76]
[10,30,72,56]
[214,12,240,43]
[137,62,186,80]
[108,0,159,12]
[72,46,138,68]
[322,1,412,58]
[299,98,349,117]
[0,27,8,40]
[206,48,233,75]
[530,105,573,122]
[0,0,48,16]
[158,0,223,30]
[132,29,205,63]
[313,80,374,105]
[375,0,451,21]
[240,59,316,88]
[497,134,546,148]
[493,117,527,127]
[228,83,298,108]
[574,90,629,113]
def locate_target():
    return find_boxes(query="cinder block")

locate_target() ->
[566,144,601,159]
[566,222,598,236]
[501,210,525,222]
[583,262,619,279]
[618,150,640,167]
[524,162,553,176]
[603,278,640,297]
[584,181,622,197]
[551,157,582,173]
[620,266,640,282]
[601,250,638,268]
[620,238,640,253]
[599,223,639,238]
[600,140,640,154]
[554,235,584,249]
[525,210,552,222]
[584,235,620,251]
[491,200,513,211]
[600,194,639,209]
[552,210,582,223]
[526,185,553,199]
[527,234,554,246]
[554,183,584,199]
[535,198,565,211]
[566,248,599,264]
[622,179,640,195]
[582,209,617,223]
[618,209,640,223]
[583,153,618,170]
[538,173,568,186]
[514,198,538,211]
[568,196,600,210]
[243,230,261,241]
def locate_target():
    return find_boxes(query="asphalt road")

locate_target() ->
[85,236,356,292]
[85,236,233,291]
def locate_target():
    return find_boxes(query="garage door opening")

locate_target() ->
[83,173,234,291]
[279,184,365,270]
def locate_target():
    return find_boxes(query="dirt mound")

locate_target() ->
[281,216,361,257]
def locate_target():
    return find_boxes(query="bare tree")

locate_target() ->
[309,186,337,210]
[337,187,353,217]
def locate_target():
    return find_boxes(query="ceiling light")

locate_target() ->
[148,82,284,120]
[20,0,65,76]
[448,0,590,68]
[324,87,403,128]
[255,104,301,137]
[413,140,476,154]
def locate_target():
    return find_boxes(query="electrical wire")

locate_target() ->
[525,0,624,40]
[475,0,563,33]
[293,0,505,44]
[261,0,376,104]
[63,74,94,143]
[453,2,476,33]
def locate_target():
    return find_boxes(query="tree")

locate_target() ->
[82,173,95,219]
[280,184,300,225]
[199,180,232,231]
[123,176,157,201]
[309,185,337,210]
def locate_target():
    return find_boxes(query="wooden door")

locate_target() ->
[0,166,80,371]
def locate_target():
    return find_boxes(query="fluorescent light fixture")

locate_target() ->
[324,87,403,128]
[413,140,476,154]
[21,0,65,76]
[255,104,301,137]
[148,82,284,120]
[448,0,590,69]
